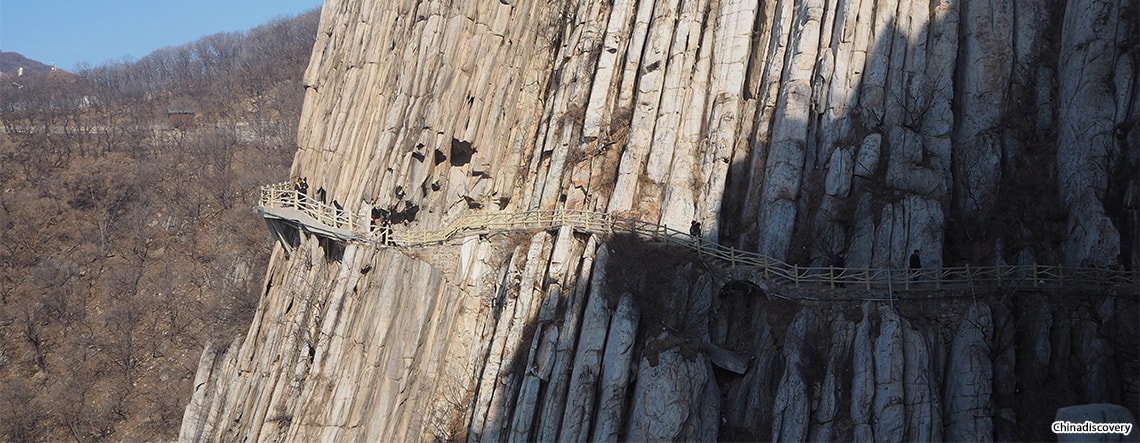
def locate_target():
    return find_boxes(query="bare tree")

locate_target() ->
[0,9,317,441]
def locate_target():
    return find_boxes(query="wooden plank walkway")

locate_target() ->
[257,182,1138,292]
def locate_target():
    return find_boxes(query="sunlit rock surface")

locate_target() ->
[181,0,1139,440]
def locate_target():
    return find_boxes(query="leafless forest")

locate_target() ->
[0,9,319,441]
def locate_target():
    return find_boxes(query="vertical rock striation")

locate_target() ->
[944,304,994,442]
[180,0,1139,441]
[1055,0,1129,266]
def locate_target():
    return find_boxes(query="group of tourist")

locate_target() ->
[292,177,309,203]
[287,177,350,228]
[286,176,403,245]
[370,207,394,244]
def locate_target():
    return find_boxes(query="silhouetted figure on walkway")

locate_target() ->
[296,177,309,205]
[909,249,922,282]
[831,252,846,288]
[371,207,387,232]
[690,220,702,238]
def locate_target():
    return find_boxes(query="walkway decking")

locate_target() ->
[257,182,1137,292]
[259,205,356,241]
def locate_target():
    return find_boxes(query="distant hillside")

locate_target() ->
[0,8,320,442]
[0,51,55,77]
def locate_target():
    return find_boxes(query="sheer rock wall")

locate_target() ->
[181,0,1138,440]
[287,0,1132,268]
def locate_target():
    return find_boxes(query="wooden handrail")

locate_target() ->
[257,183,1137,291]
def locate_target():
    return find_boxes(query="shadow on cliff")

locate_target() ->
[717,0,1138,271]
[582,235,1136,441]
[265,218,345,262]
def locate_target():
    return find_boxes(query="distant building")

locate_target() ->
[167,109,196,129]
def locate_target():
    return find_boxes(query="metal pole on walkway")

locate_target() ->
[887,268,894,305]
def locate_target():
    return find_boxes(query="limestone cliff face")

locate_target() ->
[181,0,1139,441]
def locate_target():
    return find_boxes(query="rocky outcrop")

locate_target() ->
[944,304,994,441]
[902,316,941,442]
[590,293,638,443]
[953,0,1012,221]
[850,303,876,441]
[1055,0,1130,267]
[181,0,1139,440]
[872,306,906,441]
[770,308,818,442]
[807,315,853,442]
[625,347,719,441]
[556,247,613,443]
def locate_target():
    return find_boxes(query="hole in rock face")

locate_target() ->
[450,138,474,167]
[720,280,766,298]
[434,148,447,165]
[412,143,427,162]
[319,236,345,262]
[388,201,419,224]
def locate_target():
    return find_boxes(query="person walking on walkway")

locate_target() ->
[831,252,846,288]
[296,177,309,206]
[909,249,922,283]
[690,220,702,238]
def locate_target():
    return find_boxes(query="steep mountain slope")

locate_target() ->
[181,0,1138,440]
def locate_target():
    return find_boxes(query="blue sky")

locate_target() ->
[0,0,322,71]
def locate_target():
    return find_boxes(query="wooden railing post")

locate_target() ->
[887,268,893,299]
[265,188,1058,297]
